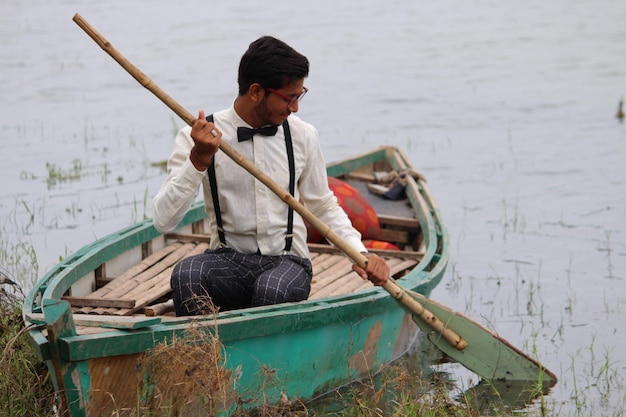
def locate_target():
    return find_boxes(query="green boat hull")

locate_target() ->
[23,146,449,416]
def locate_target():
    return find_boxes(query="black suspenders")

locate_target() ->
[283,121,295,253]
[205,114,226,244]
[205,114,295,253]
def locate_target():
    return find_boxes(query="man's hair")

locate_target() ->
[238,36,309,96]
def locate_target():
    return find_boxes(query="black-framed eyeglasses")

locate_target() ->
[264,86,308,107]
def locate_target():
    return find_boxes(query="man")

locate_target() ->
[152,36,389,316]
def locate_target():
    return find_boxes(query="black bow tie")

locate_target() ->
[237,125,279,142]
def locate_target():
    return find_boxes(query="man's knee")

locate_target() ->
[170,256,210,315]
[171,257,193,285]
[253,277,310,306]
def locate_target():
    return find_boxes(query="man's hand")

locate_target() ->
[352,253,389,286]
[189,110,221,171]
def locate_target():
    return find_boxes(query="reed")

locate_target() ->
[45,158,84,187]
[0,275,55,416]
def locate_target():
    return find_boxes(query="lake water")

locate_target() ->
[2,0,625,415]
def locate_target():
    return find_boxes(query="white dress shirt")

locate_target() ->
[152,104,366,259]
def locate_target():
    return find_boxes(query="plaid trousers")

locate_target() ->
[171,247,313,316]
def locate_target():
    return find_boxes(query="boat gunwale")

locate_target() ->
[38,281,427,362]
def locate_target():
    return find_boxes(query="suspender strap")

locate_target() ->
[205,114,227,246]
[283,120,295,253]
[205,115,295,252]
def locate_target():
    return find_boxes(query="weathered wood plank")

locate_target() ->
[145,300,175,316]
[95,276,116,288]
[104,242,209,316]
[27,312,161,329]
[164,232,211,243]
[75,242,203,315]
[377,214,420,229]
[62,296,135,309]
[389,259,420,277]
[310,256,353,293]
[76,241,184,310]
[101,242,197,297]
[343,172,376,182]
[308,242,424,261]
[312,257,405,299]
[311,253,345,274]
[311,268,358,299]
[327,273,371,297]
[310,255,417,299]
[378,228,409,244]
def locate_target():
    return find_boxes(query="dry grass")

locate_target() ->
[136,299,232,416]
[0,276,55,417]
[134,295,313,417]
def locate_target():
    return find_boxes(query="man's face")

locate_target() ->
[255,79,306,126]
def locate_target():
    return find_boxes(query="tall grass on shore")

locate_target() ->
[0,271,55,417]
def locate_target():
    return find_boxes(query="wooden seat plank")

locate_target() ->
[63,296,135,309]
[311,267,359,299]
[100,242,198,298]
[74,242,184,314]
[310,255,418,299]
[310,256,353,294]
[327,273,368,297]
[75,242,199,314]
[311,253,334,270]
[100,242,209,316]
[93,242,184,296]
[27,312,161,330]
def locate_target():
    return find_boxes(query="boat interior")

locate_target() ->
[61,173,426,320]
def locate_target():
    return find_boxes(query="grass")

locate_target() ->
[136,325,231,415]
[44,158,84,187]
[312,366,481,417]
[0,273,55,417]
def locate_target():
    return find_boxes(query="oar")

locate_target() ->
[72,13,557,384]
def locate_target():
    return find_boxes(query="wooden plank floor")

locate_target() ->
[69,239,423,317]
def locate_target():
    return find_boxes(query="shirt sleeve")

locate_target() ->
[152,127,206,233]
[298,129,368,254]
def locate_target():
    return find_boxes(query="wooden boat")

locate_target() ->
[23,146,449,416]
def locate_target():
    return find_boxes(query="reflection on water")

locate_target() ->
[461,378,555,414]
[2,0,626,415]
[419,332,557,415]
[311,336,556,415]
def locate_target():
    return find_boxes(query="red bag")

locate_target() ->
[306,177,381,243]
